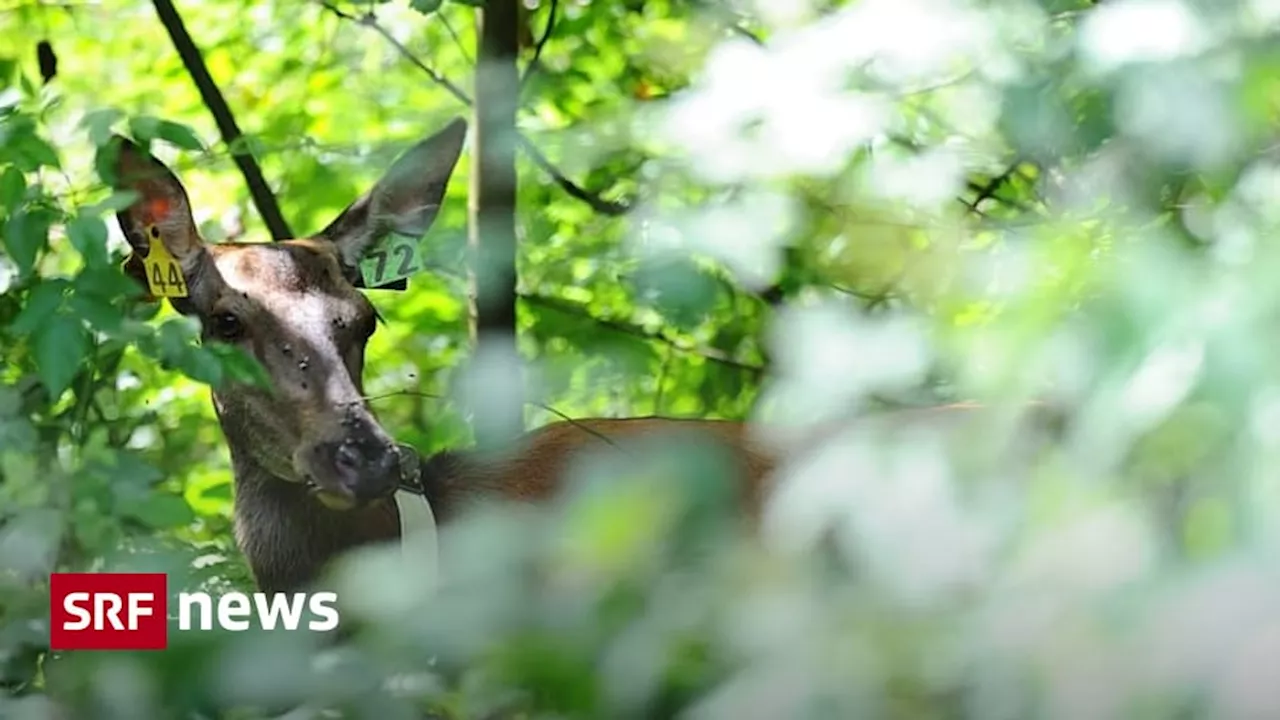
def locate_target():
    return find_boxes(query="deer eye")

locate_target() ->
[208,312,245,342]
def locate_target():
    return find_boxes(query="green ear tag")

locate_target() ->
[360,232,424,288]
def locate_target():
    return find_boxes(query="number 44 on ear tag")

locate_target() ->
[142,226,188,298]
[360,232,424,289]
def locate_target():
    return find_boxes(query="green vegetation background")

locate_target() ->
[5,0,1280,717]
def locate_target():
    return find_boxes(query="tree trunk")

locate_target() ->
[467,0,523,451]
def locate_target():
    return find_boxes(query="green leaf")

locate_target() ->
[0,166,24,214]
[205,482,233,500]
[74,264,144,301]
[33,313,88,399]
[178,349,226,387]
[67,293,125,332]
[126,115,161,141]
[153,119,205,152]
[0,385,36,454]
[85,190,139,215]
[3,208,51,275]
[10,278,66,335]
[410,0,443,13]
[151,318,224,386]
[226,134,267,158]
[631,257,718,332]
[92,140,122,186]
[104,450,164,490]
[11,130,59,170]
[66,214,109,267]
[0,56,15,89]
[17,68,35,98]
[81,107,124,147]
[122,493,196,529]
[129,115,204,151]
[450,0,485,5]
[206,342,272,390]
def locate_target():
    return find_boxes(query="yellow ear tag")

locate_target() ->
[142,225,188,298]
[359,232,424,289]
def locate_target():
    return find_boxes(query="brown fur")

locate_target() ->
[418,418,777,522]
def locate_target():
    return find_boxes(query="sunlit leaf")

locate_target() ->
[10,278,66,334]
[3,208,51,276]
[128,115,205,151]
[410,0,443,14]
[122,493,196,529]
[0,165,24,214]
[67,214,109,267]
[81,107,125,147]
[33,313,87,399]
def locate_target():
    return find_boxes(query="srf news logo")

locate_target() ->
[50,573,339,650]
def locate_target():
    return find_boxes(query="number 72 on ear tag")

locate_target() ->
[360,233,424,289]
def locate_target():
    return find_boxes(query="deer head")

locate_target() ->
[109,119,467,511]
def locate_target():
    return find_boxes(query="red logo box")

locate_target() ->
[49,573,168,650]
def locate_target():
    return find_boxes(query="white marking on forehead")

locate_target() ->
[211,250,361,345]
[214,248,338,299]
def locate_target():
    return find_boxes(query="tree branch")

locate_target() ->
[514,135,630,215]
[439,10,473,65]
[519,0,557,90]
[321,0,472,105]
[966,160,1027,214]
[315,0,632,217]
[150,0,294,241]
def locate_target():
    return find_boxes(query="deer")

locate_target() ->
[107,118,799,594]
[109,118,1047,597]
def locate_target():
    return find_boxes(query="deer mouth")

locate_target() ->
[305,479,361,511]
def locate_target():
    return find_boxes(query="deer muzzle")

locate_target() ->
[301,428,401,509]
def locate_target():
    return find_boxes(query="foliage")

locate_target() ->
[5,0,1280,717]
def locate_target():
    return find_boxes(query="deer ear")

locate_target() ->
[110,136,202,261]
[318,117,467,274]
[108,135,220,310]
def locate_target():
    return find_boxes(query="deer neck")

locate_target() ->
[218,412,401,594]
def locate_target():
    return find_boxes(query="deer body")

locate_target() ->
[232,417,775,592]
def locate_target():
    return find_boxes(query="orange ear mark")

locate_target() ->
[145,197,172,224]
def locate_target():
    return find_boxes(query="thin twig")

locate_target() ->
[151,0,294,241]
[320,0,471,105]
[436,9,473,65]
[363,388,622,449]
[315,0,632,217]
[728,24,763,45]
[515,136,631,215]
[967,161,1023,214]
[530,401,622,449]
[520,0,557,90]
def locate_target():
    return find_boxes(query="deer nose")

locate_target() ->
[333,442,362,475]
[330,439,399,500]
